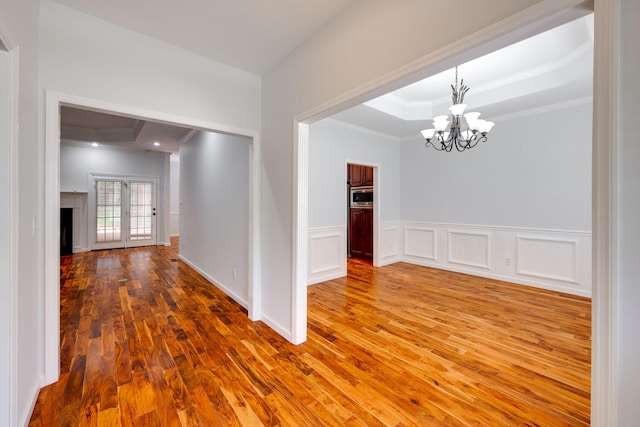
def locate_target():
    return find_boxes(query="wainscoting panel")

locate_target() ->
[447,230,491,270]
[395,222,591,297]
[516,235,578,283]
[308,226,346,285]
[307,221,591,296]
[380,222,402,266]
[403,225,436,261]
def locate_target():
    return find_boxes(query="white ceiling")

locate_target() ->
[57,7,593,151]
[50,0,356,76]
[330,14,594,139]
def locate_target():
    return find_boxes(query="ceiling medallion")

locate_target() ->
[421,67,495,152]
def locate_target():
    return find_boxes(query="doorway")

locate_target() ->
[90,175,157,250]
[43,93,262,385]
[347,163,374,260]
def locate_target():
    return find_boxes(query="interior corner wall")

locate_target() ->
[400,101,592,231]
[308,119,401,228]
[59,144,170,248]
[262,0,544,339]
[179,131,250,307]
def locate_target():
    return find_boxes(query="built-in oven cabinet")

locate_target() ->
[348,164,373,187]
[350,208,373,258]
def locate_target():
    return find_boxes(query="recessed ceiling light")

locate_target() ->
[153,141,161,146]
[91,142,99,147]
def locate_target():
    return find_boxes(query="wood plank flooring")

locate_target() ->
[29,239,591,426]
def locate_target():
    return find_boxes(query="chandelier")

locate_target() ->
[420,67,494,152]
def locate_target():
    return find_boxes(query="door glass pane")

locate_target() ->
[129,182,153,241]
[96,180,122,242]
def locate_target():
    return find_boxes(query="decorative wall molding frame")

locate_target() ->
[308,226,346,285]
[447,230,491,270]
[401,222,591,297]
[380,222,402,265]
[403,224,437,260]
[307,220,592,298]
[516,235,579,283]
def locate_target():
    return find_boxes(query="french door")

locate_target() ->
[90,175,157,250]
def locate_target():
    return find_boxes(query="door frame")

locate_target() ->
[88,173,159,250]
[294,0,616,424]
[345,160,379,265]
[0,18,19,427]
[44,91,262,385]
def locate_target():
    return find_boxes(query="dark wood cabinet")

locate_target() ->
[350,208,373,258]
[348,164,374,187]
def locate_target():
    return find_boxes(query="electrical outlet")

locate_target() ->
[232,268,237,279]
[505,257,511,266]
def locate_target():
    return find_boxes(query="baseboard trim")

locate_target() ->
[19,377,42,427]
[178,254,249,310]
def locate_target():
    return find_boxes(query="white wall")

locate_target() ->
[59,143,170,248]
[262,0,545,341]
[618,0,640,423]
[401,101,592,230]
[170,157,180,236]
[179,131,250,307]
[39,0,261,131]
[0,0,41,425]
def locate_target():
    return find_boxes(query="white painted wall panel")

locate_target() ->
[387,221,591,296]
[448,231,491,270]
[516,235,578,283]
[404,226,436,260]
[308,226,346,285]
[380,222,402,265]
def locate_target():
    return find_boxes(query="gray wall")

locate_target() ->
[60,144,170,247]
[400,102,592,230]
[618,0,640,422]
[309,101,591,233]
[308,119,402,228]
[179,131,250,305]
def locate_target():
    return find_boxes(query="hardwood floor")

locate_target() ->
[29,240,591,426]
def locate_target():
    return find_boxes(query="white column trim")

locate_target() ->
[591,0,619,424]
